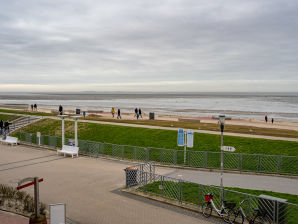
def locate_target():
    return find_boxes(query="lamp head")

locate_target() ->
[219,115,226,124]
[218,115,225,132]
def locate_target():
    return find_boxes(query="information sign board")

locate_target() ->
[177,129,184,146]
[50,203,66,224]
[187,130,194,148]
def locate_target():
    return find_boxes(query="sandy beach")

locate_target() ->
[2,104,298,132]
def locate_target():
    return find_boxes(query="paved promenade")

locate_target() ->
[0,145,224,224]
[0,210,28,224]
[0,145,297,223]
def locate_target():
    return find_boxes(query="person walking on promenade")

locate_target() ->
[134,108,138,117]
[265,115,268,123]
[117,109,121,119]
[139,108,142,118]
[111,107,115,118]
[0,119,3,135]
[4,121,9,135]
[272,118,274,124]
[34,104,37,111]
[59,105,63,115]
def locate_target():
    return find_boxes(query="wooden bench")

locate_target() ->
[57,145,79,158]
[0,136,18,146]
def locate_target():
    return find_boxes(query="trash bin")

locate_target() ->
[68,139,75,146]
[149,112,155,120]
[258,195,287,224]
[76,109,81,115]
[124,166,138,187]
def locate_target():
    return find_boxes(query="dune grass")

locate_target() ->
[0,114,20,122]
[0,108,54,116]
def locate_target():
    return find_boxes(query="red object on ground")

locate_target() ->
[17,178,43,190]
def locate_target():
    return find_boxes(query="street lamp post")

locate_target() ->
[219,115,225,204]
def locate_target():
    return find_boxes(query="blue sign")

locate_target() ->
[177,129,184,146]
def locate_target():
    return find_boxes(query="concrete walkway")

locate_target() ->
[0,145,225,224]
[0,210,28,224]
[158,167,298,195]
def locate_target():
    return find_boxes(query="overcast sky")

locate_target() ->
[0,0,298,92]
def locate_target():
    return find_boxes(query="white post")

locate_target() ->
[58,115,68,146]
[71,116,81,147]
[75,119,78,147]
[62,119,65,145]
[37,132,41,146]
[184,131,187,165]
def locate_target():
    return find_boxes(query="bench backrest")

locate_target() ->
[5,136,18,142]
[62,145,79,153]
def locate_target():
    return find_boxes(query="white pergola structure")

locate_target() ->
[58,115,68,146]
[58,115,81,147]
[71,116,81,147]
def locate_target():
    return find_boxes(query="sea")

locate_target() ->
[0,92,298,121]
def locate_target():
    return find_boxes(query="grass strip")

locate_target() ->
[15,118,298,156]
[86,115,298,138]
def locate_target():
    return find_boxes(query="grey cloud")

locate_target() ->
[0,0,298,91]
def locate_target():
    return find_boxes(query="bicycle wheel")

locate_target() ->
[202,202,212,218]
[253,214,271,224]
[229,210,244,224]
[221,209,230,223]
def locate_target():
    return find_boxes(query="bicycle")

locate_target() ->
[202,193,236,223]
[228,200,271,224]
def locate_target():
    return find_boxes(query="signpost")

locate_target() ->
[37,132,41,146]
[178,129,194,164]
[17,177,46,223]
[221,146,236,152]
[177,129,184,146]
[187,130,194,148]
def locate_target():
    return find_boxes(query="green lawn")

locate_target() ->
[16,118,298,156]
[139,181,298,204]
[0,114,21,122]
[139,181,297,223]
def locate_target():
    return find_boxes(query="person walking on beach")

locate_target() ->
[134,108,138,117]
[272,118,274,124]
[265,115,268,123]
[34,104,37,111]
[117,109,121,119]
[111,107,115,118]
[139,108,142,118]
[31,104,34,111]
